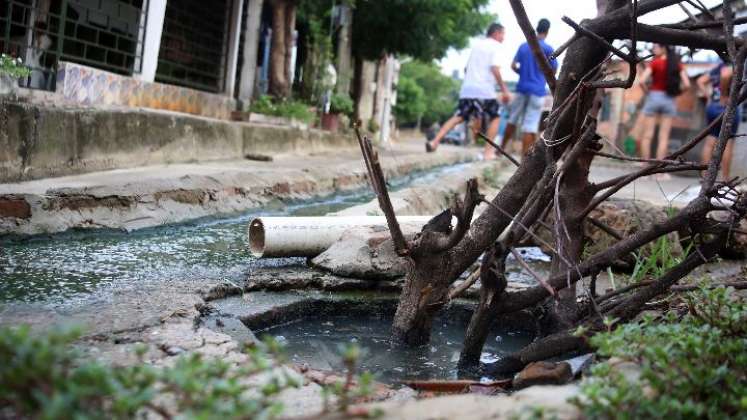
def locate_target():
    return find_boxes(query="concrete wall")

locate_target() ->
[0,102,356,182]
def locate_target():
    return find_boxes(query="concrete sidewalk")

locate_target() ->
[0,141,478,236]
[588,163,703,208]
[485,156,703,208]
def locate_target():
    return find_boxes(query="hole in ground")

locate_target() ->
[244,297,537,385]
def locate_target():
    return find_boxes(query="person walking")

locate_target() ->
[501,18,557,156]
[426,23,511,159]
[637,44,690,171]
[698,60,739,180]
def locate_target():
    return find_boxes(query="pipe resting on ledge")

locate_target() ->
[248,216,436,258]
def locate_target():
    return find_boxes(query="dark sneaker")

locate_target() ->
[426,141,435,153]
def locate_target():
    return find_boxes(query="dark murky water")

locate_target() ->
[256,305,534,384]
[0,164,474,304]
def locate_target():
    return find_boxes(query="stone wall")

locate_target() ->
[0,102,355,182]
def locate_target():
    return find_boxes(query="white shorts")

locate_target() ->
[507,93,544,134]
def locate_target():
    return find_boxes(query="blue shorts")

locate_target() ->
[706,102,740,138]
[642,91,677,116]
[507,93,544,134]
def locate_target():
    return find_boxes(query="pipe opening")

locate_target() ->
[248,218,266,258]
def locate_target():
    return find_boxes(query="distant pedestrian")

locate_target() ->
[637,44,690,172]
[697,60,739,179]
[426,23,511,159]
[501,18,557,156]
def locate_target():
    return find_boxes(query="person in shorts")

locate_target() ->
[698,60,740,179]
[501,18,557,156]
[426,23,511,159]
[637,44,690,168]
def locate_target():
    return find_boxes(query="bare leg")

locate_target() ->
[471,118,482,145]
[701,135,716,166]
[501,123,517,149]
[655,116,673,160]
[639,115,657,160]
[521,132,537,156]
[429,115,464,151]
[483,117,501,160]
[722,138,734,180]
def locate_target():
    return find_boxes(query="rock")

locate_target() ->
[565,353,594,377]
[536,198,682,269]
[483,355,526,378]
[513,361,573,390]
[201,282,244,301]
[159,345,186,356]
[363,384,582,420]
[310,223,423,280]
[709,211,747,259]
[245,266,402,292]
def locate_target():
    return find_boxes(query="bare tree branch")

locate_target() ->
[662,16,747,31]
[448,267,481,301]
[562,16,635,62]
[417,179,483,254]
[510,247,557,297]
[478,132,520,167]
[590,149,688,165]
[589,162,705,198]
[355,125,409,255]
[587,216,624,240]
[551,33,580,59]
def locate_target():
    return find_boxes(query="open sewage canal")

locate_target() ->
[0,162,544,384]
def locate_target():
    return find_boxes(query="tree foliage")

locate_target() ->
[395,60,459,126]
[393,77,426,126]
[352,0,494,61]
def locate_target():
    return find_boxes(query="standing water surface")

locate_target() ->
[0,164,474,304]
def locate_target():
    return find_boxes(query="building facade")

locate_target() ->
[1,0,264,119]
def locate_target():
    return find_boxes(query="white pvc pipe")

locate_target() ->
[248,216,434,258]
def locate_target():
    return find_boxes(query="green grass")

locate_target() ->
[249,95,316,124]
[573,285,747,419]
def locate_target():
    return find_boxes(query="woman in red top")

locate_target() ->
[637,44,690,168]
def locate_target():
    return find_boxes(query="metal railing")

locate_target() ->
[155,0,232,93]
[0,0,147,91]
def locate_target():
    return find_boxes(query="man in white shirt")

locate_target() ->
[427,23,511,159]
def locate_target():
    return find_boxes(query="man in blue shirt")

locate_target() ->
[501,18,557,156]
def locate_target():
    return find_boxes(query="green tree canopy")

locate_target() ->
[352,0,494,61]
[395,60,459,126]
[394,77,426,125]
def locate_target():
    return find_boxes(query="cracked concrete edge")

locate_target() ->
[0,148,477,236]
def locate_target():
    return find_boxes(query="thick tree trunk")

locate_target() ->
[391,260,451,345]
[284,2,296,90]
[269,0,296,98]
[458,245,508,367]
[548,144,597,328]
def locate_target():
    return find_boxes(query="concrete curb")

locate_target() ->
[0,146,478,236]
